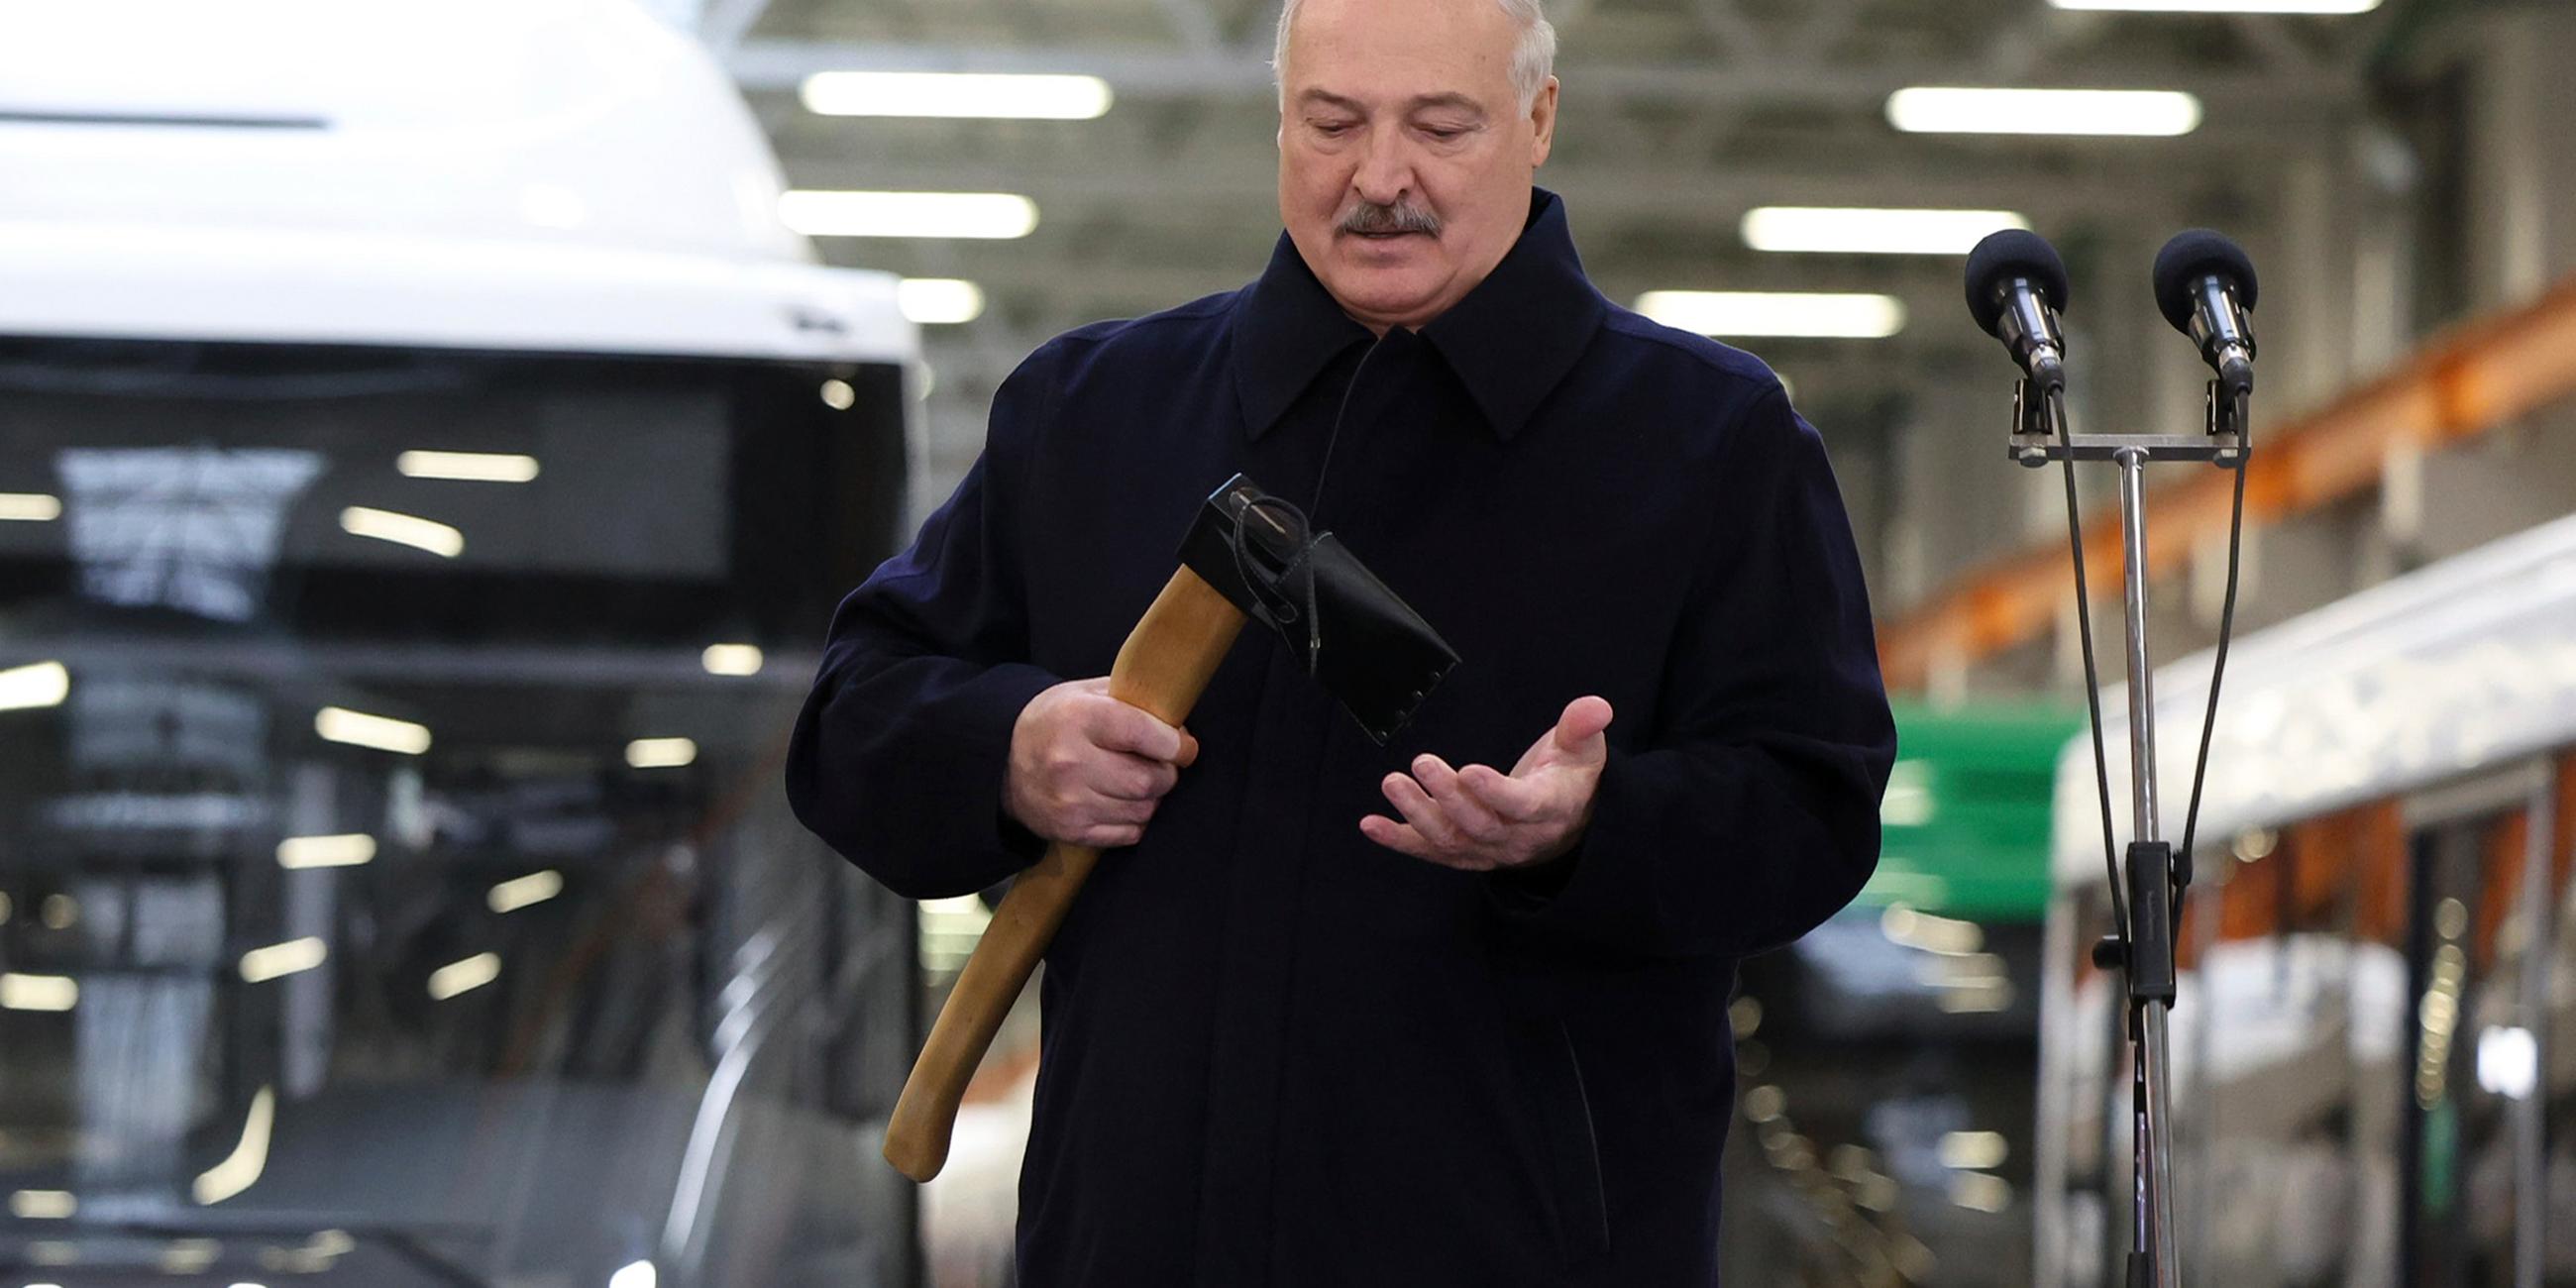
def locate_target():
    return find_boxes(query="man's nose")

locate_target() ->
[1350,126,1417,207]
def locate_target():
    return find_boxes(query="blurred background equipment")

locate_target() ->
[2,2,925,1285]
[9,0,2576,1283]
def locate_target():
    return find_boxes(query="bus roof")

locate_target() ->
[0,0,913,365]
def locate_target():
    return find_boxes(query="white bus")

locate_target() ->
[2036,514,2576,1285]
[0,4,927,1284]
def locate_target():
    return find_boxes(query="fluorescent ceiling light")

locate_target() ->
[341,506,464,558]
[315,705,432,755]
[1938,1130,2010,1170]
[10,1188,78,1218]
[239,937,328,983]
[780,190,1039,240]
[898,277,987,325]
[1949,1171,2012,1213]
[1634,290,1907,339]
[396,451,540,483]
[1887,87,2202,136]
[2053,0,2375,10]
[0,660,70,711]
[1,973,78,1012]
[1743,207,2031,256]
[802,70,1113,120]
[487,869,564,913]
[0,492,61,521]
[626,736,698,769]
[276,832,377,869]
[192,1085,274,1205]
[428,952,501,1000]
[700,643,765,677]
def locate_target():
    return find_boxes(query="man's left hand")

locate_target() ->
[1360,696,1614,872]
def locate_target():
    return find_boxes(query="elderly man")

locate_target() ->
[787,0,1894,1281]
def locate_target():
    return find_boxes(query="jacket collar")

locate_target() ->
[1232,187,1606,442]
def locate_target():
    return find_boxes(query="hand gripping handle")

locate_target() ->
[881,566,1246,1181]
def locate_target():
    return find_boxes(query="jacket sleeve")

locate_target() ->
[1489,385,1896,961]
[785,354,1064,900]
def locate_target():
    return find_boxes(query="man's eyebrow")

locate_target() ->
[1407,92,1486,117]
[1296,88,1365,113]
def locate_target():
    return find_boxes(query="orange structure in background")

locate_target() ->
[1878,273,2576,693]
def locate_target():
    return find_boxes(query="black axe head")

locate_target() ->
[1177,474,1459,745]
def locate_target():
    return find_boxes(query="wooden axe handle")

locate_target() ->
[882,566,1247,1181]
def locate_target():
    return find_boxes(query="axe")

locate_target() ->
[881,473,1459,1181]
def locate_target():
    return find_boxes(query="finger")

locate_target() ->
[1359,814,1481,870]
[1076,822,1145,850]
[1457,763,1548,823]
[1553,696,1615,756]
[1411,754,1509,845]
[1092,753,1179,802]
[1516,695,1615,776]
[1089,700,1186,763]
[1174,728,1201,769]
[1092,795,1156,826]
[1382,772,1466,851]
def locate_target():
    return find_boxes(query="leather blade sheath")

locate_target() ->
[1178,474,1459,744]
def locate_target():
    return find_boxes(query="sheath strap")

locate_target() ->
[1226,494,1327,677]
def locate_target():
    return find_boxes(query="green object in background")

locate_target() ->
[1859,702,2080,923]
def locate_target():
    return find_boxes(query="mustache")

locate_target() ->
[1337,199,1442,237]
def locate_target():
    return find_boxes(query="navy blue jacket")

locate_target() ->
[788,190,1894,1285]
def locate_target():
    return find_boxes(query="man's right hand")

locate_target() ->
[1004,677,1200,850]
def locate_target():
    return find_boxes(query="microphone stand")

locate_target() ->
[2011,375,2249,1288]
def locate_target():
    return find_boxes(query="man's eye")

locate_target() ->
[1422,126,1466,142]
[1312,121,1354,137]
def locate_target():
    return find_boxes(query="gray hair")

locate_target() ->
[1272,0,1557,114]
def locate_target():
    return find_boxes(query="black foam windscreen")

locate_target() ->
[1964,229,2072,338]
[1968,230,2071,337]
[2151,229,2258,335]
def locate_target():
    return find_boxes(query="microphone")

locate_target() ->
[1966,229,2073,393]
[2151,229,2257,396]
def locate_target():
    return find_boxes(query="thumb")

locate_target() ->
[1548,696,1613,762]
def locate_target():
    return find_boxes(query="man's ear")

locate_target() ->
[1529,76,1559,166]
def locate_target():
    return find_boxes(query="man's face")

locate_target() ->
[1277,0,1557,333]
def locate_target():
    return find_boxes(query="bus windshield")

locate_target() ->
[0,336,922,1286]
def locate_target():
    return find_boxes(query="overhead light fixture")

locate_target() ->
[1886,86,2203,137]
[802,70,1114,120]
[1948,1171,2013,1213]
[9,1189,77,1219]
[487,869,564,913]
[2052,0,2376,10]
[626,737,698,770]
[340,506,464,558]
[192,1085,274,1205]
[1,973,78,1012]
[315,705,432,755]
[609,1259,659,1288]
[898,277,987,325]
[0,492,61,521]
[1743,207,2031,256]
[428,952,501,1001]
[239,937,329,983]
[396,451,540,483]
[276,832,377,869]
[1938,1130,2010,1170]
[700,643,764,677]
[0,660,69,711]
[1634,290,1907,339]
[779,190,1039,240]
